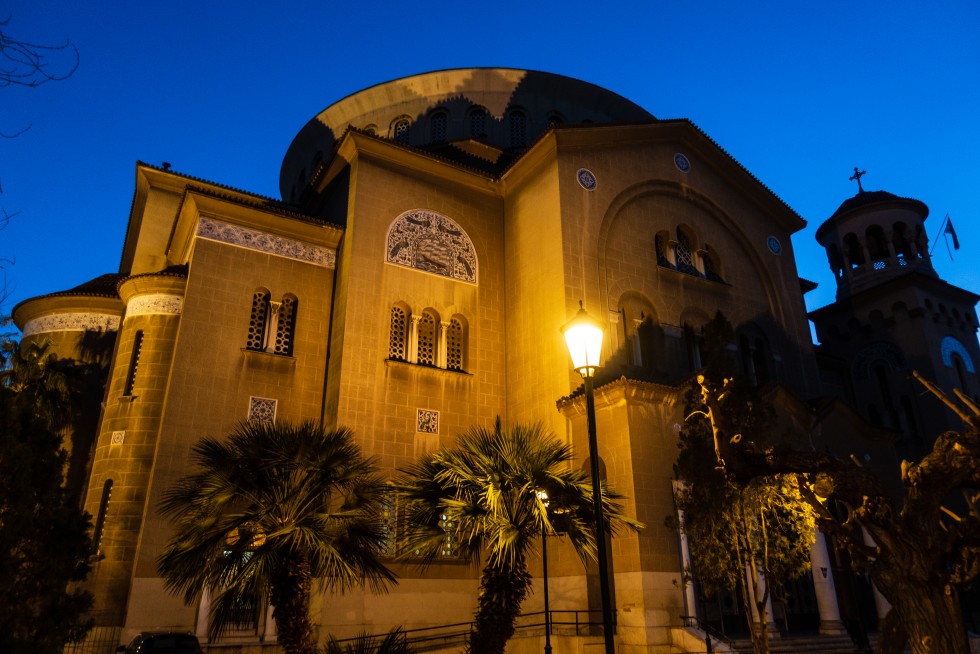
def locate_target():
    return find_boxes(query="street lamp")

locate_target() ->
[537,490,553,654]
[561,301,615,654]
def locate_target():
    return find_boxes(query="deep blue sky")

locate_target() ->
[3,2,978,337]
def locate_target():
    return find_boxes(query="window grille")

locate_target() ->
[431,112,447,143]
[393,119,410,145]
[93,479,113,555]
[273,295,297,355]
[469,108,487,139]
[123,330,143,396]
[379,491,398,558]
[509,111,527,147]
[440,512,459,558]
[247,290,270,351]
[389,307,408,361]
[675,230,697,275]
[417,312,437,365]
[446,319,464,370]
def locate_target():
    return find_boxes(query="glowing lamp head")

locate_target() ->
[562,301,604,378]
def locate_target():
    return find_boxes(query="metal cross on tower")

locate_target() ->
[849,167,867,193]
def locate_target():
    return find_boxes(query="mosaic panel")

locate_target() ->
[386,210,478,284]
[417,409,439,434]
[127,293,183,316]
[248,396,277,423]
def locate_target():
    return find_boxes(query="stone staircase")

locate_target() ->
[728,634,863,654]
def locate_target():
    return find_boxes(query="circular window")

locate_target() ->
[767,235,782,255]
[674,153,691,173]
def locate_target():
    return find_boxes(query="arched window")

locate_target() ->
[843,233,864,267]
[392,118,411,145]
[547,113,564,128]
[389,306,408,361]
[363,124,378,136]
[866,224,889,263]
[93,479,113,555]
[702,249,723,283]
[446,318,465,371]
[247,289,271,351]
[953,354,970,391]
[469,106,488,139]
[675,229,698,276]
[416,311,438,365]
[123,330,144,396]
[655,232,673,268]
[274,294,297,356]
[509,110,527,147]
[430,111,448,143]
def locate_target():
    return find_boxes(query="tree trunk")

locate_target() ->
[469,557,532,654]
[878,579,969,654]
[270,556,317,654]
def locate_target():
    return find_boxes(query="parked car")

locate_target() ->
[117,632,204,653]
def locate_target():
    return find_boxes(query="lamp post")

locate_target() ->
[561,301,615,654]
[537,490,553,654]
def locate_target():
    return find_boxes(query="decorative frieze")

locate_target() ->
[127,294,184,317]
[22,312,120,337]
[197,216,336,268]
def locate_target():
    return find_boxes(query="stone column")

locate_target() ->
[408,315,421,363]
[861,528,892,620]
[671,482,698,618]
[745,564,779,637]
[810,529,847,634]
[437,321,450,368]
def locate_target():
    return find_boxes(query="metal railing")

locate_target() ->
[328,608,616,653]
[680,614,736,653]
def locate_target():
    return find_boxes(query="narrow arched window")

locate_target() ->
[274,294,297,356]
[655,233,672,268]
[509,110,527,147]
[393,118,410,145]
[430,111,448,143]
[675,229,697,276]
[703,251,723,282]
[417,312,437,365]
[469,107,488,139]
[446,318,464,371]
[389,307,408,361]
[93,479,113,555]
[247,290,271,351]
[123,331,143,396]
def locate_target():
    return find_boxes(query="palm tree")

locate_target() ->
[396,418,641,654]
[158,421,396,654]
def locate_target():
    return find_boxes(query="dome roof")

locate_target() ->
[816,190,929,244]
[280,68,655,200]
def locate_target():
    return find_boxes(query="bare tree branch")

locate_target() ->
[0,16,79,89]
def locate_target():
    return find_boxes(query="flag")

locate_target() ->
[945,215,961,251]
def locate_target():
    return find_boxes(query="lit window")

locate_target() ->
[246,290,297,356]
[675,230,697,275]
[388,306,467,372]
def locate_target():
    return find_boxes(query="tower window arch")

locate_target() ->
[387,305,468,372]
[941,336,975,373]
[389,305,409,361]
[655,231,674,268]
[274,294,298,356]
[675,228,698,276]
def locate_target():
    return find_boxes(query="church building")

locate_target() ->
[13,68,978,653]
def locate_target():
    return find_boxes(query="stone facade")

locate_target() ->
[12,68,978,653]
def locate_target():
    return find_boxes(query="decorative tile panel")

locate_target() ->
[248,396,277,423]
[417,409,439,434]
[127,293,183,317]
[22,312,120,337]
[386,210,478,284]
[197,216,336,268]
[111,431,126,445]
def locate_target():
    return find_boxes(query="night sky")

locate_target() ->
[3,1,978,339]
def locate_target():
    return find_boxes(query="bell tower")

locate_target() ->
[810,172,980,459]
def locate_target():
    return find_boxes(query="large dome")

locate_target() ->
[279,68,655,201]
